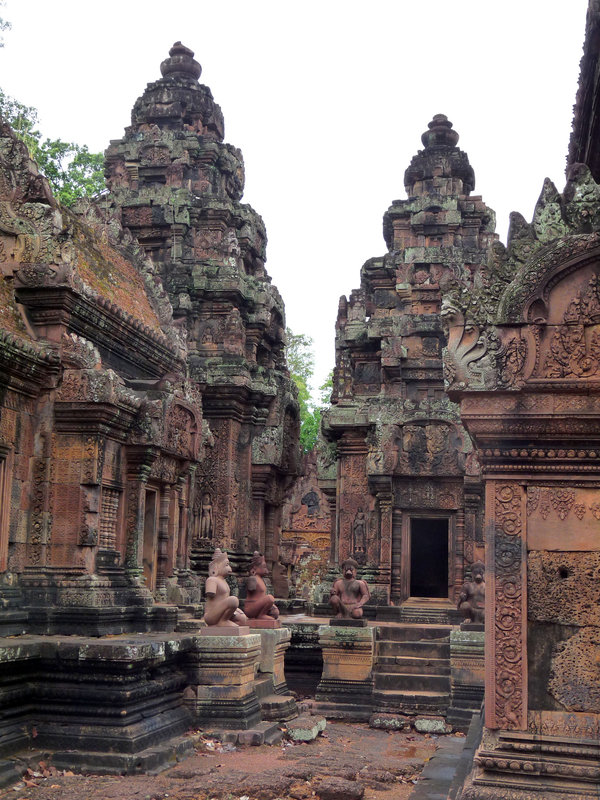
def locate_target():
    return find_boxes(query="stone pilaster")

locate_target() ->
[315,624,374,719]
[182,633,262,729]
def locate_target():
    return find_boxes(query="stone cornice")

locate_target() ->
[0,330,60,396]
[16,285,182,379]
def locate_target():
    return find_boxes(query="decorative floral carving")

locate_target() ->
[549,488,576,520]
[526,486,540,516]
[493,482,525,730]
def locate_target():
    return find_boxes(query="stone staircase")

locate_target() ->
[373,623,452,714]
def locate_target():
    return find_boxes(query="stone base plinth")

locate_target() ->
[328,618,368,627]
[199,625,250,636]
[0,633,193,780]
[247,618,281,629]
[461,723,600,799]
[183,633,262,729]
[447,628,485,732]
[314,624,374,719]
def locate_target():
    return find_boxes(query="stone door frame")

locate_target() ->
[399,510,455,602]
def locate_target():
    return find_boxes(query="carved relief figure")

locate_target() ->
[352,507,367,561]
[203,548,247,627]
[457,560,485,624]
[200,492,213,539]
[244,551,280,620]
[329,558,370,619]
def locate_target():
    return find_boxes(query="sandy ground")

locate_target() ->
[1,722,446,800]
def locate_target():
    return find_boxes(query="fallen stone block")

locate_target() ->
[369,712,410,731]
[285,714,326,741]
[414,717,451,734]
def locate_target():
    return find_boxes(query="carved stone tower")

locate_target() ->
[322,114,496,611]
[103,43,300,569]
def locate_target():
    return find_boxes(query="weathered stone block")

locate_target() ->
[286,714,326,741]
[315,624,374,718]
[182,632,262,729]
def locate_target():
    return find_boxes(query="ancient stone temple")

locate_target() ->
[103,43,300,575]
[0,116,211,634]
[322,115,495,611]
[0,44,302,777]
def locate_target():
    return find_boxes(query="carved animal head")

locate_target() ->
[208,548,231,576]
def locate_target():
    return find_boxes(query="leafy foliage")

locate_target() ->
[0,89,105,206]
[286,328,332,452]
[0,2,10,48]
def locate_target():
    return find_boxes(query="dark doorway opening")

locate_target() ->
[410,517,448,597]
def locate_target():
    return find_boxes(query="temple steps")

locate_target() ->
[376,655,450,675]
[372,688,450,713]
[374,672,450,692]
[372,622,451,715]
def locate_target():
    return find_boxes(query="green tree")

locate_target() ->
[0,89,105,206]
[0,2,10,48]
[286,328,332,452]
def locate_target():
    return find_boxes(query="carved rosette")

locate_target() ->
[488,481,527,731]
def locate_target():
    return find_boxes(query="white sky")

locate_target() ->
[0,0,589,394]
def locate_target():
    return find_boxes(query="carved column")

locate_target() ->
[124,447,156,580]
[454,507,465,601]
[485,480,527,731]
[391,507,403,602]
[377,492,392,600]
[156,485,171,591]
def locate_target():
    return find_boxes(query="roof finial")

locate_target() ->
[421,114,460,149]
[160,42,202,80]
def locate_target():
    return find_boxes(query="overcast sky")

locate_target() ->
[0,0,589,393]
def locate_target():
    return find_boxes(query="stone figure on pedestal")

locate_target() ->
[457,560,485,625]
[244,552,280,621]
[330,558,370,619]
[203,548,248,628]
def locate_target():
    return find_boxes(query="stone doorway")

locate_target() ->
[409,517,449,598]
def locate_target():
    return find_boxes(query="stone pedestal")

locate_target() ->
[199,625,250,636]
[255,627,291,692]
[447,628,485,732]
[315,624,374,719]
[247,618,281,629]
[182,633,262,729]
[252,627,297,721]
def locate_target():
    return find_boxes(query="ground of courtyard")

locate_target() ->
[0,721,456,800]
